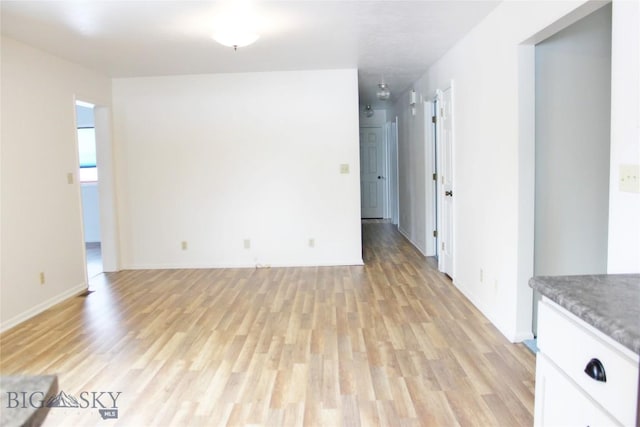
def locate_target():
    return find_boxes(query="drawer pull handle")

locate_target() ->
[584,358,606,382]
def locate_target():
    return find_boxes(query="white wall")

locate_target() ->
[81,183,102,242]
[390,0,611,341]
[112,69,362,269]
[395,92,429,254]
[94,106,119,272]
[385,120,399,223]
[534,4,612,276]
[0,36,112,331]
[608,0,640,273]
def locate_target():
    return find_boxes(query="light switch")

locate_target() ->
[340,164,350,174]
[619,164,640,193]
[67,173,74,184]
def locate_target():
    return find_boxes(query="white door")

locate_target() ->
[437,87,454,276]
[360,127,385,218]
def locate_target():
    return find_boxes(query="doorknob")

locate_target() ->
[445,190,453,197]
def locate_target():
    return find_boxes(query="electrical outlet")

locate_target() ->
[39,272,45,285]
[244,239,251,249]
[340,164,350,174]
[309,238,315,248]
[181,241,188,250]
[480,269,483,283]
[619,164,640,193]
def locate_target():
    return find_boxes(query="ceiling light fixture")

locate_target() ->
[364,105,374,118]
[377,79,391,101]
[213,32,260,50]
[212,1,260,51]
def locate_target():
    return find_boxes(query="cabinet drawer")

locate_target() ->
[535,353,620,427]
[538,299,639,426]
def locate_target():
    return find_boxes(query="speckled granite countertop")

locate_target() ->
[0,375,58,427]
[530,274,640,355]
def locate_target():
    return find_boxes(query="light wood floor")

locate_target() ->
[85,242,103,279]
[0,223,535,426]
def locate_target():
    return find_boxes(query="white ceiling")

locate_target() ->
[0,1,500,107]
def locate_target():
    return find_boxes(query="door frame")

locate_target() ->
[73,97,120,280]
[383,122,391,219]
[425,99,438,257]
[392,118,399,224]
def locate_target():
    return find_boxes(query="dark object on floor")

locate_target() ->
[77,289,95,298]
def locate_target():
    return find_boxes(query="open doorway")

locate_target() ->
[531,4,612,337]
[359,107,399,224]
[76,101,103,279]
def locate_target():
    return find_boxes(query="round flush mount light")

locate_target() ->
[211,1,261,50]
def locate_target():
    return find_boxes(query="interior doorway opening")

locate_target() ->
[358,106,398,224]
[531,3,612,336]
[75,100,103,279]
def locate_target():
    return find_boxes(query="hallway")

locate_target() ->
[85,242,103,279]
[0,223,535,426]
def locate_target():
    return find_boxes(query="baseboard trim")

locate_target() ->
[123,259,365,270]
[451,279,533,343]
[0,282,87,333]
[511,331,535,342]
[397,228,428,256]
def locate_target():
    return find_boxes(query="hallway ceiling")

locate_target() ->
[0,1,499,107]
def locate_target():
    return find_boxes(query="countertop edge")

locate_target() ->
[529,274,640,355]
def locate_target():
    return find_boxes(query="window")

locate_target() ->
[78,127,98,182]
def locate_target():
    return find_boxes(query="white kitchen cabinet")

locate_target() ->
[534,298,639,427]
